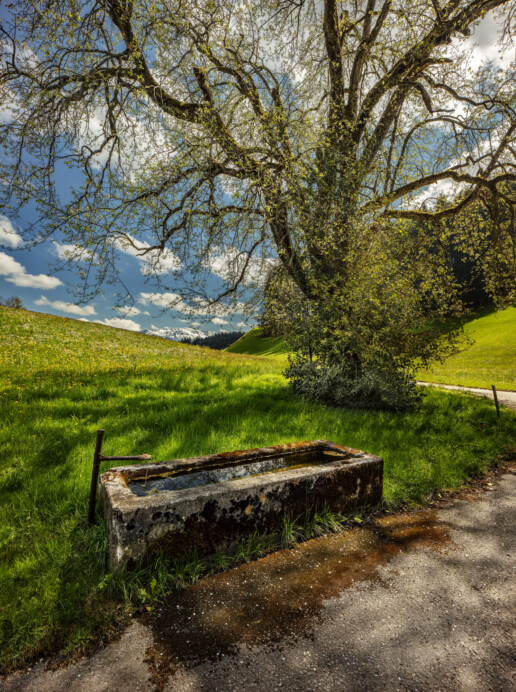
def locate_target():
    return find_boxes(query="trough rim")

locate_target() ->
[98,440,380,511]
[100,439,366,485]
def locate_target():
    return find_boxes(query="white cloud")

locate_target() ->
[6,274,63,289]
[139,291,191,311]
[96,317,141,331]
[0,216,24,248]
[211,317,228,326]
[34,295,97,317]
[206,247,274,286]
[463,13,514,71]
[114,235,181,275]
[0,251,63,289]
[0,91,20,124]
[52,241,94,262]
[113,305,141,317]
[139,291,209,315]
[237,322,251,329]
[0,252,25,276]
[139,291,249,317]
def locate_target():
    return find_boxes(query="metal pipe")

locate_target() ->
[100,454,152,462]
[88,429,105,524]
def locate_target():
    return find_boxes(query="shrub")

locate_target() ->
[0,296,24,309]
[285,359,421,411]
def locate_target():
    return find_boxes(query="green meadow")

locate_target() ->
[227,327,290,357]
[417,307,516,391]
[1,306,515,671]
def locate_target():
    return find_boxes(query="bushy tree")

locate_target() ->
[265,217,465,408]
[0,296,24,309]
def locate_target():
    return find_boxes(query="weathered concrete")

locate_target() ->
[100,440,383,570]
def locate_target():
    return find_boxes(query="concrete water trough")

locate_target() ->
[100,440,383,570]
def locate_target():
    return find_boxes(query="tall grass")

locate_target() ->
[1,307,515,670]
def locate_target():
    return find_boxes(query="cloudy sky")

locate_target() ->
[0,211,257,338]
[0,9,512,339]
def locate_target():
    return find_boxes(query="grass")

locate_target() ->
[1,306,515,671]
[417,307,516,391]
[226,327,290,357]
[226,307,516,390]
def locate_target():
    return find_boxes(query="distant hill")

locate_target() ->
[226,327,290,358]
[143,326,244,350]
[180,330,244,350]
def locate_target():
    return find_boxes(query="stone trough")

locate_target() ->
[100,440,383,571]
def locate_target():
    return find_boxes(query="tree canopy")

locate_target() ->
[1,0,515,307]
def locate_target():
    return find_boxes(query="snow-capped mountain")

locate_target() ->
[144,325,212,342]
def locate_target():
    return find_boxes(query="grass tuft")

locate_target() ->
[280,513,303,546]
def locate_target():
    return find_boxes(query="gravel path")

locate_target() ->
[417,381,516,411]
[4,471,516,692]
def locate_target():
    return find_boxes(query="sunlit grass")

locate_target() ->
[417,307,516,390]
[1,306,515,671]
[226,327,290,357]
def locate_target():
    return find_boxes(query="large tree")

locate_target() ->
[1,0,515,403]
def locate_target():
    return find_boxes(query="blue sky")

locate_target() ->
[0,0,256,340]
[0,211,256,338]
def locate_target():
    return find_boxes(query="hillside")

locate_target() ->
[1,306,515,671]
[227,308,516,390]
[417,307,516,391]
[226,327,290,357]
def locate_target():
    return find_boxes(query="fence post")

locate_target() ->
[88,429,105,524]
[491,385,501,419]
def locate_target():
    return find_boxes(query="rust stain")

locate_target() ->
[145,508,450,678]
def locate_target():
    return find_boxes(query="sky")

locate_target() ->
[0,211,256,338]
[0,8,512,340]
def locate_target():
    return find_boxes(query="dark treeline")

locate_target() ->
[180,330,244,350]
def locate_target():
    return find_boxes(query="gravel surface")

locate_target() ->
[3,472,516,692]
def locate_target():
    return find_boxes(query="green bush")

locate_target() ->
[285,359,421,411]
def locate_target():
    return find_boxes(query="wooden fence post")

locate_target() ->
[491,385,501,419]
[88,429,105,524]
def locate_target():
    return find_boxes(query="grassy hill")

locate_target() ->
[417,307,516,391]
[226,327,290,357]
[228,308,516,390]
[1,306,515,671]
